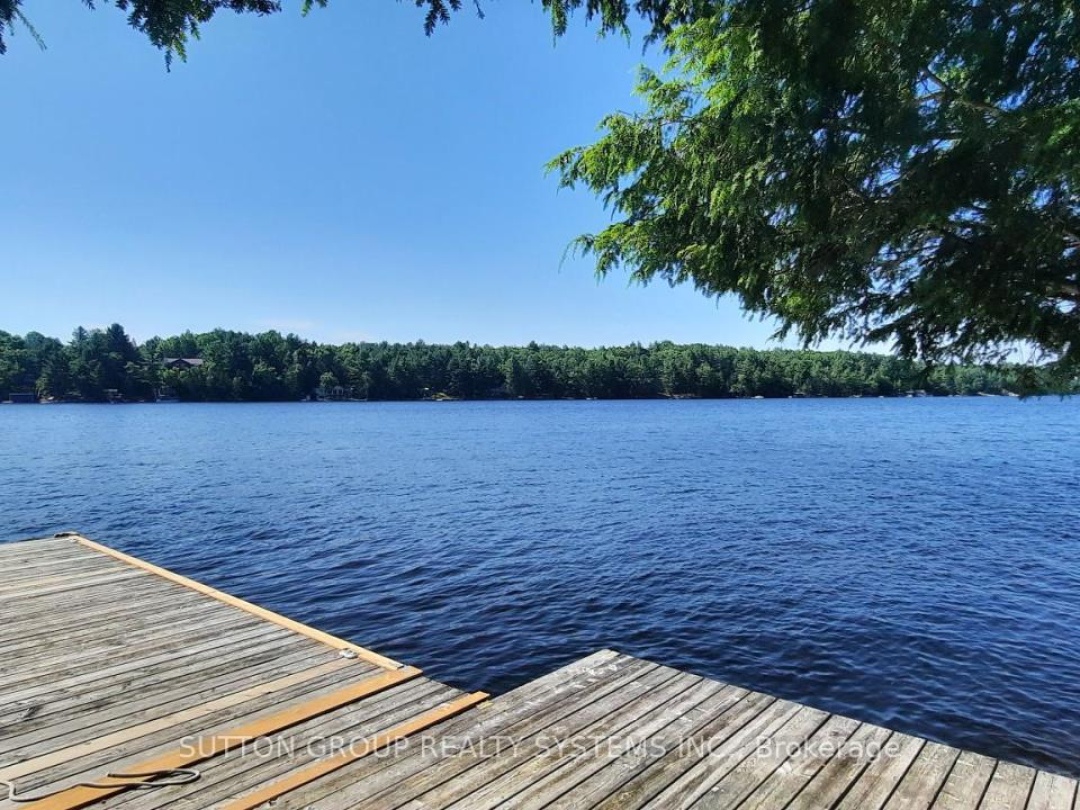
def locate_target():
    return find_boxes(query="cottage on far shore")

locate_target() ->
[161,358,204,370]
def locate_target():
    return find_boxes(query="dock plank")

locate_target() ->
[979,761,1037,809]
[641,698,804,807]
[882,740,961,810]
[0,565,149,597]
[104,679,456,810]
[11,663,390,793]
[589,691,779,809]
[323,658,672,810]
[0,610,276,687]
[0,642,337,756]
[2,659,355,781]
[0,555,120,586]
[0,584,229,642]
[542,684,751,810]
[930,751,997,810]
[832,730,924,810]
[1026,770,1077,810]
[690,704,830,809]
[0,539,93,566]
[736,714,862,810]
[0,635,318,736]
[277,653,652,810]
[440,671,715,810]
[0,605,262,674]
[0,624,291,702]
[0,581,203,633]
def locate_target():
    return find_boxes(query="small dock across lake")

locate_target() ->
[0,534,1076,809]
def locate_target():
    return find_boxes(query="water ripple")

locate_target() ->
[1,398,1078,774]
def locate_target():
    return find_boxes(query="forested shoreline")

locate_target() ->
[0,325,1073,403]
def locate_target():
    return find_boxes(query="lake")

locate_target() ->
[1,398,1078,774]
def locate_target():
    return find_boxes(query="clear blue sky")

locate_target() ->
[1,1,820,349]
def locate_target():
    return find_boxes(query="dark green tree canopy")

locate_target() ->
[0,0,681,60]
[3,324,1073,403]
[1,1,272,59]
[552,0,1080,371]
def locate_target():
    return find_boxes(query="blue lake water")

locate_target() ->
[1,398,1078,774]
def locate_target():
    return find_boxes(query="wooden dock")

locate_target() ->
[0,535,1076,810]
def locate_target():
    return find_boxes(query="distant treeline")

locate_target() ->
[0,325,1074,403]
